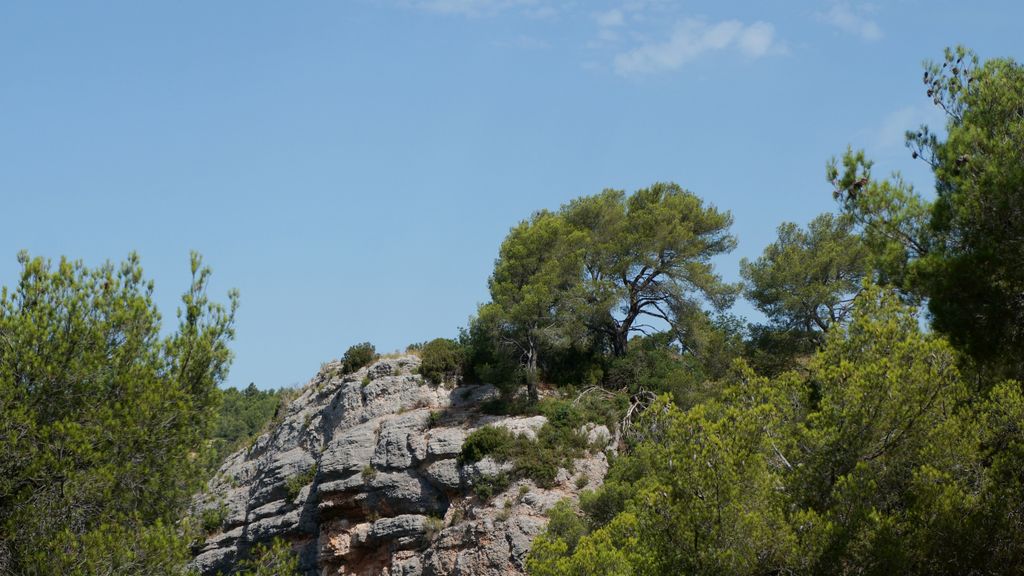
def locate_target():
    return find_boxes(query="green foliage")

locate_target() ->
[604,333,708,409]
[473,472,511,501]
[461,400,595,495]
[827,148,932,294]
[459,425,517,464]
[426,409,443,428]
[341,341,377,373]
[418,337,464,385]
[361,464,377,483]
[480,209,582,401]
[543,498,587,552]
[285,464,317,500]
[203,383,291,475]
[914,48,1024,381]
[559,184,739,357]
[237,537,301,576]
[832,47,1024,381]
[0,251,237,574]
[458,319,523,390]
[529,283,1024,575]
[473,183,737,402]
[539,393,627,434]
[741,212,870,360]
[200,504,229,534]
[34,518,195,576]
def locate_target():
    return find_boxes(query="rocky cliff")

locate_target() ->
[192,355,611,575]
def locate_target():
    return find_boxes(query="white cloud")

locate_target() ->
[872,104,945,153]
[737,21,776,57]
[595,9,625,28]
[613,18,780,75]
[820,2,882,41]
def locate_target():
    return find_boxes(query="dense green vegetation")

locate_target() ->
[204,383,294,474]
[831,46,1024,382]
[470,182,738,402]
[524,46,1024,575]
[341,341,377,374]
[528,287,1024,574]
[0,252,238,574]
[418,337,464,385]
[236,538,300,576]
[459,396,614,497]
[0,45,1019,575]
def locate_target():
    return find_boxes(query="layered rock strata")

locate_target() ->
[193,356,610,575]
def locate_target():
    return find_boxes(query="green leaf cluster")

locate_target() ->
[236,537,301,576]
[0,251,237,575]
[418,337,465,385]
[341,341,377,373]
[528,285,1024,575]
[741,213,870,354]
[831,47,1024,381]
[460,398,595,493]
[203,383,292,474]
[473,183,737,402]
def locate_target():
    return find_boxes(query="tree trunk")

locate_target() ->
[525,348,539,404]
[612,325,629,357]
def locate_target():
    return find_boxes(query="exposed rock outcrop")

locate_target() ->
[192,356,611,575]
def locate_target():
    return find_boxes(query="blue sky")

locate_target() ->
[2,1,1020,389]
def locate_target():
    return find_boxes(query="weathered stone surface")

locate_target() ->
[463,457,515,484]
[424,459,462,492]
[191,356,609,576]
[319,421,377,478]
[426,428,467,459]
[491,415,547,441]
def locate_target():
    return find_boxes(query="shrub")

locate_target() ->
[238,537,300,576]
[497,499,513,521]
[458,320,521,390]
[480,393,532,416]
[361,464,377,483]
[459,426,517,464]
[460,417,590,495]
[538,392,628,432]
[543,500,587,552]
[424,515,445,540]
[474,472,511,500]
[341,342,377,373]
[427,410,443,428]
[285,465,317,500]
[419,338,464,385]
[200,504,228,534]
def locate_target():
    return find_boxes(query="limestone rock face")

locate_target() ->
[192,356,610,576]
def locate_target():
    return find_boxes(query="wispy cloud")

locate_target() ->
[819,2,882,42]
[593,8,627,43]
[871,104,945,153]
[595,8,625,28]
[613,18,781,75]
